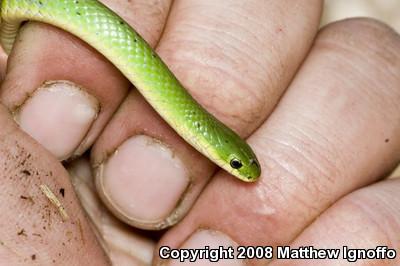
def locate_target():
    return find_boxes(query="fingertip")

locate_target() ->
[15,81,99,160]
[96,135,190,229]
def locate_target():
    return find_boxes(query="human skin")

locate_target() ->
[0,0,399,265]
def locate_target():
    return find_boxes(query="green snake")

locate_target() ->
[0,0,261,182]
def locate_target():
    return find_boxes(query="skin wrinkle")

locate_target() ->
[281,124,385,192]
[359,186,400,232]
[282,185,399,262]
[162,51,264,134]
[249,162,306,220]
[319,39,399,83]
[13,2,400,264]
[279,183,400,265]
[2,23,128,110]
[177,22,264,72]
[312,78,400,164]
[163,30,258,83]
[134,11,396,262]
[341,197,395,247]
[256,154,312,218]
[266,18,396,245]
[236,177,297,244]
[267,151,325,218]
[207,25,263,67]
[209,20,285,98]
[0,144,37,194]
[160,42,268,134]
[284,127,337,178]
[287,41,400,175]
[317,42,398,108]
[302,204,375,249]
[2,0,174,164]
[101,0,172,46]
[2,0,181,262]
[379,186,400,214]
[0,133,108,264]
[317,22,400,96]
[258,131,341,201]
[155,2,316,135]
[320,19,400,60]
[251,183,277,216]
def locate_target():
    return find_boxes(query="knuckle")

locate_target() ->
[161,38,268,136]
[257,132,342,214]
[315,18,400,107]
[318,18,400,63]
[320,17,398,44]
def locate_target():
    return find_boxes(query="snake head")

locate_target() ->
[227,154,261,182]
[203,119,262,182]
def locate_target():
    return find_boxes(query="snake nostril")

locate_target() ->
[250,159,259,168]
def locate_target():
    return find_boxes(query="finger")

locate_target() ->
[0,104,108,264]
[156,18,400,265]
[269,178,400,265]
[91,0,322,229]
[0,0,172,160]
[0,46,6,80]
[67,157,155,266]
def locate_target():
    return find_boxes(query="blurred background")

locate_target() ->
[322,0,400,177]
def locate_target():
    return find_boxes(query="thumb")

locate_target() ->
[0,104,109,265]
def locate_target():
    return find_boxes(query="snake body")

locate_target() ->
[0,0,260,182]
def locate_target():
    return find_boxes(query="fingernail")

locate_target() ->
[166,229,243,266]
[98,135,190,226]
[15,81,99,160]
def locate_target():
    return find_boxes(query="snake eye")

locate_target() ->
[230,158,242,169]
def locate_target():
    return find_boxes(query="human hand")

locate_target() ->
[0,0,399,265]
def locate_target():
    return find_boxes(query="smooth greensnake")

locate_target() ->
[0,0,261,182]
